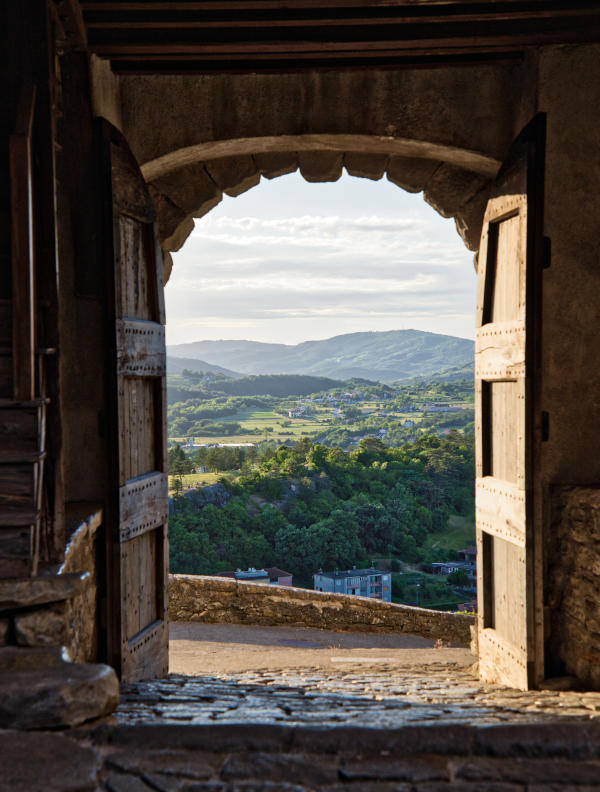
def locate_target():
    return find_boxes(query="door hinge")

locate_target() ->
[541,411,550,441]
[543,236,551,269]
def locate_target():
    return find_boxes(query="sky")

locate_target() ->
[165,171,476,347]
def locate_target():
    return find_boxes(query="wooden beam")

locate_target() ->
[79,0,600,71]
[79,0,599,10]
[107,52,524,74]
[82,7,599,29]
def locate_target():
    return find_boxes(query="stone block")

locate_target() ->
[221,752,338,786]
[293,725,473,756]
[322,784,411,792]
[298,152,343,182]
[163,251,173,282]
[106,749,216,780]
[107,724,293,753]
[386,156,440,193]
[14,601,68,647]
[527,786,600,792]
[339,756,449,783]
[474,722,600,759]
[0,730,100,792]
[423,164,489,218]
[0,661,119,729]
[344,152,388,181]
[452,757,600,785]
[148,185,195,251]
[151,162,223,216]
[0,645,68,672]
[454,757,600,788]
[253,152,298,180]
[105,773,155,792]
[165,216,195,253]
[141,773,186,792]
[454,185,490,251]
[205,156,260,197]
[0,572,87,612]
[417,785,523,792]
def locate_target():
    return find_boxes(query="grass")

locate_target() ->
[423,514,475,555]
[170,407,330,446]
[168,471,231,494]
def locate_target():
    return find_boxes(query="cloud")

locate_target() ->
[166,174,475,344]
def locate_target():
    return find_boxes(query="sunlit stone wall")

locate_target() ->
[169,574,474,647]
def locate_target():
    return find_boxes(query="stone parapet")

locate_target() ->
[169,574,474,646]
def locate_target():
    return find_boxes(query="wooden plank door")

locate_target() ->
[100,120,169,682]
[475,115,545,690]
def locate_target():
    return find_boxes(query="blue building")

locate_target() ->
[313,567,392,602]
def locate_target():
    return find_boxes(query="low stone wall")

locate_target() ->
[169,574,474,646]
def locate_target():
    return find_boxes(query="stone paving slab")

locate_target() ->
[5,655,600,791]
[115,664,600,728]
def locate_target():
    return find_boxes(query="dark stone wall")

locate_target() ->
[546,488,600,689]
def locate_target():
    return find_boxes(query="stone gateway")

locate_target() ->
[2,1,600,786]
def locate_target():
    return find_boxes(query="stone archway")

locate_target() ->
[143,136,498,281]
[109,64,527,281]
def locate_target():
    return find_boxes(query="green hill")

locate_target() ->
[167,329,473,383]
[167,355,241,379]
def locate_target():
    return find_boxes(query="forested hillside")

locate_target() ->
[200,374,349,397]
[168,329,473,383]
[169,433,475,604]
[167,355,241,378]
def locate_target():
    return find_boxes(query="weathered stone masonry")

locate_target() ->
[4,720,600,792]
[169,574,475,647]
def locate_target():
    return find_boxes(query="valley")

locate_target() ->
[167,329,476,612]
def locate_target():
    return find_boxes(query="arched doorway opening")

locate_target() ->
[163,169,479,678]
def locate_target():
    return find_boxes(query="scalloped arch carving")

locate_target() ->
[145,136,498,282]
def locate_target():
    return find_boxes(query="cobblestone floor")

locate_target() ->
[4,663,600,791]
[117,663,600,728]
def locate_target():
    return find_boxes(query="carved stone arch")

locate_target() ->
[142,135,500,282]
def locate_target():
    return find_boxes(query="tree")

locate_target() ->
[168,444,194,475]
[447,569,470,587]
[172,476,184,496]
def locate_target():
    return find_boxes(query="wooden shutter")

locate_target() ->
[475,115,545,690]
[101,121,169,682]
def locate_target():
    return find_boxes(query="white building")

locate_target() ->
[313,567,392,602]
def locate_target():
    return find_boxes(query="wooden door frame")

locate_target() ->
[475,113,546,689]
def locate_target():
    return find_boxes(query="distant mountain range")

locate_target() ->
[167,329,474,384]
[167,355,242,379]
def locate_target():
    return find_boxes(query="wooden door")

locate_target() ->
[475,115,545,690]
[101,121,169,682]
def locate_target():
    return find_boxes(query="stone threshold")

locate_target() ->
[3,719,600,792]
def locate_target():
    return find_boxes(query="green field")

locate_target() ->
[168,471,232,494]
[169,407,330,445]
